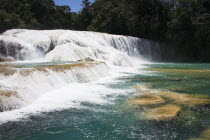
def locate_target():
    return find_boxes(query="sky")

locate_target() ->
[54,0,95,12]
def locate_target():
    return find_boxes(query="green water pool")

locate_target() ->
[0,63,210,140]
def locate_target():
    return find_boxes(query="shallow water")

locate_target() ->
[2,61,77,67]
[0,63,210,140]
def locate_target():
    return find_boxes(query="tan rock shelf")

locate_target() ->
[130,94,165,106]
[142,104,181,121]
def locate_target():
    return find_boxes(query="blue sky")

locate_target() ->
[54,0,95,12]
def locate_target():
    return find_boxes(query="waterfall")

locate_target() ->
[0,29,162,63]
[0,62,109,112]
[0,29,156,114]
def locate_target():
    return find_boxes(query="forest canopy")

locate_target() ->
[0,0,209,61]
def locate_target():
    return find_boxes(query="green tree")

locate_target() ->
[0,10,22,32]
[76,0,93,30]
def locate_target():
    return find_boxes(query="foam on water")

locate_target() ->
[0,29,148,125]
[0,70,134,125]
[0,62,109,110]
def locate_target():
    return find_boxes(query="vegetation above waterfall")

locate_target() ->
[0,0,209,62]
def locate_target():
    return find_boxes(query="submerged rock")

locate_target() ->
[200,129,210,139]
[130,94,164,106]
[189,138,210,140]
[142,104,181,121]
[133,85,154,94]
[168,85,192,92]
[189,129,210,140]
[146,68,210,79]
[133,85,210,108]
[127,76,182,82]
[146,68,210,74]
[157,91,210,107]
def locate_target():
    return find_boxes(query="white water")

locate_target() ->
[0,29,147,65]
[0,29,148,124]
[0,62,109,111]
[0,72,137,124]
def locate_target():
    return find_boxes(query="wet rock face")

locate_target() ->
[0,39,55,61]
[0,40,24,60]
[142,104,181,121]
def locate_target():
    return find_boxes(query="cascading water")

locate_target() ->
[0,62,109,112]
[0,29,147,118]
[0,30,210,140]
[0,29,157,63]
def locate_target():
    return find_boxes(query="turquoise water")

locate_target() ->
[0,63,210,140]
[8,61,77,67]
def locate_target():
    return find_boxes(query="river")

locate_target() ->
[0,63,209,140]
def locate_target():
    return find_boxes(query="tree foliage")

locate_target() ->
[87,0,210,61]
[0,0,75,31]
[0,0,209,61]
